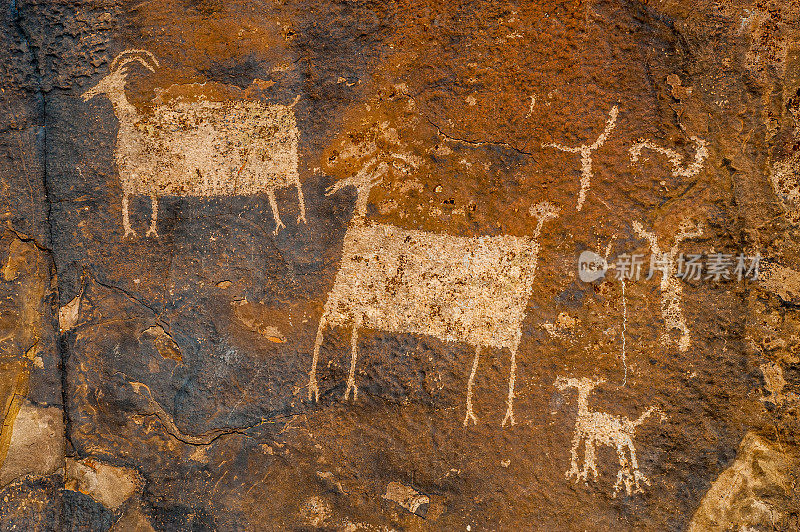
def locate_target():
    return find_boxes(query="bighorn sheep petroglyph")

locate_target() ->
[82,49,306,237]
[308,167,558,427]
[555,376,664,496]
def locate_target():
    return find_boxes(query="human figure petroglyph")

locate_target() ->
[543,106,619,211]
[555,376,664,496]
[308,166,558,427]
[82,49,306,237]
[632,220,703,352]
[629,136,708,179]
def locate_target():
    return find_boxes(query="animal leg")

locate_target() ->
[295,181,307,225]
[501,346,518,426]
[267,189,285,235]
[627,438,650,492]
[307,314,327,402]
[146,194,159,237]
[613,443,633,496]
[122,194,136,237]
[343,318,361,401]
[576,150,592,212]
[582,439,597,482]
[566,432,582,480]
[463,346,481,426]
[677,322,690,352]
[627,437,640,471]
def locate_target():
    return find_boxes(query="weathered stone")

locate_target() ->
[1,0,800,529]
[0,401,63,487]
[0,475,63,530]
[65,457,142,511]
[110,507,157,532]
[382,481,430,517]
[689,432,796,531]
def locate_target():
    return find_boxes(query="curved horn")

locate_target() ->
[110,49,160,73]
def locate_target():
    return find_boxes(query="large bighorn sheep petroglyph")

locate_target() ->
[82,49,306,237]
[308,167,559,427]
[632,220,703,353]
[543,106,619,212]
[555,376,664,496]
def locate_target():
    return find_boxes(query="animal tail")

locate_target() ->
[632,406,659,428]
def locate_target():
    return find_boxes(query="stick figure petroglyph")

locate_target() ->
[555,376,664,496]
[632,220,703,352]
[543,106,619,211]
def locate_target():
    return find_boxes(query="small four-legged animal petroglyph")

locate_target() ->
[555,376,664,496]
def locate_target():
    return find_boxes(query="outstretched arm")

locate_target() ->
[632,221,660,255]
[671,221,703,255]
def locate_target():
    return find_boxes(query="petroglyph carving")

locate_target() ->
[324,157,391,223]
[629,137,709,179]
[620,278,629,384]
[633,220,703,352]
[83,49,306,237]
[308,173,558,427]
[555,376,663,496]
[543,106,618,211]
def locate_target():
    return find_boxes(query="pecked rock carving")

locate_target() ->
[83,49,306,237]
[543,106,619,212]
[556,376,664,496]
[633,220,703,353]
[629,136,709,180]
[308,168,558,427]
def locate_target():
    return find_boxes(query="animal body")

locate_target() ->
[555,376,663,496]
[82,49,306,236]
[308,170,558,426]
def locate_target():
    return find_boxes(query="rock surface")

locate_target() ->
[0,0,798,530]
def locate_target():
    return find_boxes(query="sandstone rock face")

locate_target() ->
[689,432,794,531]
[0,402,63,487]
[0,0,798,530]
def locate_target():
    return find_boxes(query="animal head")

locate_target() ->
[529,201,560,224]
[555,375,605,394]
[325,160,389,197]
[322,86,427,205]
[82,49,159,102]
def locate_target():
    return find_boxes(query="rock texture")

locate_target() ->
[0,0,799,530]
